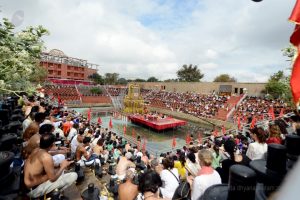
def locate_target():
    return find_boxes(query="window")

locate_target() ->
[58,64,61,69]
[67,72,70,76]
[234,88,238,93]
[58,71,61,75]
[48,70,53,74]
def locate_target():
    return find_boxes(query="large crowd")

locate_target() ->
[1,93,300,200]
[144,91,229,118]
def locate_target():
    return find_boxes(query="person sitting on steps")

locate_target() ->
[24,133,77,198]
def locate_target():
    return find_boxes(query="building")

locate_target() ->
[40,49,98,84]
[138,82,267,96]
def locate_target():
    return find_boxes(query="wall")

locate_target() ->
[138,82,266,96]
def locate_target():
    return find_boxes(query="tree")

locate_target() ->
[117,78,127,85]
[147,76,159,82]
[164,78,178,82]
[0,18,49,95]
[176,64,204,82]
[265,70,291,100]
[90,87,102,94]
[104,73,119,85]
[88,73,104,85]
[134,78,146,82]
[213,74,237,82]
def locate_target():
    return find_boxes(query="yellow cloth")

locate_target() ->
[174,160,186,179]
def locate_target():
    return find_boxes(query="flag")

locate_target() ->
[172,136,176,148]
[142,138,147,152]
[289,0,300,104]
[250,117,256,129]
[213,129,219,137]
[279,108,285,118]
[123,125,126,136]
[268,107,275,120]
[222,125,226,135]
[109,117,113,129]
[97,117,102,124]
[87,108,91,122]
[198,133,202,144]
[185,133,191,144]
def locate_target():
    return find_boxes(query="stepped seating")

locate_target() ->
[216,95,242,121]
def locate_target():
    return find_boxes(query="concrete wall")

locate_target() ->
[138,82,266,96]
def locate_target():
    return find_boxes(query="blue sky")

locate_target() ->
[0,0,296,82]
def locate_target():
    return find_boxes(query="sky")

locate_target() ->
[0,0,296,82]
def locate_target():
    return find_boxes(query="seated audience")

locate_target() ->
[24,134,77,198]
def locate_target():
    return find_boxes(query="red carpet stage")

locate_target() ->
[128,115,187,131]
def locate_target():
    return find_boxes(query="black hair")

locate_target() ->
[40,133,55,149]
[224,139,236,160]
[138,171,162,194]
[39,124,54,135]
[30,105,40,113]
[83,137,91,144]
[162,157,174,169]
[187,152,196,163]
[78,128,85,135]
[34,112,46,123]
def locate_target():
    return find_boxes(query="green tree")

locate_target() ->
[89,73,104,85]
[117,78,128,85]
[104,73,119,85]
[0,18,49,95]
[147,76,159,82]
[176,64,204,82]
[134,78,146,82]
[164,78,178,82]
[265,70,291,100]
[90,87,103,94]
[213,74,237,82]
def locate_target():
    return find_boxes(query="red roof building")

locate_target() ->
[40,49,98,84]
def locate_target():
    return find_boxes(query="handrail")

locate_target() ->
[226,94,248,120]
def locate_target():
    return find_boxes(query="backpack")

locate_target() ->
[168,169,191,200]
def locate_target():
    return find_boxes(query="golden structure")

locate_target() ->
[123,84,144,114]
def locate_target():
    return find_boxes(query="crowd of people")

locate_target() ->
[143,91,229,118]
[1,92,295,199]
[233,96,292,122]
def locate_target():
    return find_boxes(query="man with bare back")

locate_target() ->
[116,152,136,180]
[24,133,77,198]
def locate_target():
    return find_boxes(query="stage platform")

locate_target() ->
[128,115,187,131]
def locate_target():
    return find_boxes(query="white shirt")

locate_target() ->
[67,128,77,141]
[160,168,180,199]
[191,170,221,200]
[71,135,80,154]
[246,142,267,160]
[22,118,32,132]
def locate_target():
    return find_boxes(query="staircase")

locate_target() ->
[104,86,127,111]
[216,96,243,121]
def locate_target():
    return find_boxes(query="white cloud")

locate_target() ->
[0,0,295,82]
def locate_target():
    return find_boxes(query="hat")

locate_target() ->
[125,152,133,160]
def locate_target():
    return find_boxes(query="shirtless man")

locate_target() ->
[75,136,100,167]
[93,138,108,163]
[116,152,136,181]
[24,133,77,198]
[118,169,138,200]
[23,124,69,164]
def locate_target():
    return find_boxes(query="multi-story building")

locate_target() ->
[40,49,98,84]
